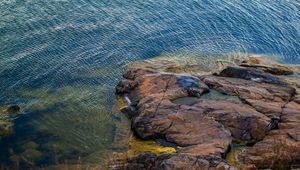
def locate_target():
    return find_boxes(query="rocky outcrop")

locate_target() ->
[115,55,300,169]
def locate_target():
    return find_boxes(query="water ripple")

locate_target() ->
[0,0,300,168]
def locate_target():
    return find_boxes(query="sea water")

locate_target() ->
[0,0,299,168]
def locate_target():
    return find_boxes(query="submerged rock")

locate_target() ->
[6,105,20,114]
[0,104,20,115]
[115,55,300,169]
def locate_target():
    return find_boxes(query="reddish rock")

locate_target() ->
[241,98,300,169]
[202,75,295,118]
[241,133,300,169]
[243,99,283,118]
[125,153,211,170]
[192,100,270,142]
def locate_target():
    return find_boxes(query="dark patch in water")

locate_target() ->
[171,97,200,106]
[171,90,242,105]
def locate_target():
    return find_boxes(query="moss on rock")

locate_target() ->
[128,136,176,156]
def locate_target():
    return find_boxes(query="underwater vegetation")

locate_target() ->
[0,76,130,168]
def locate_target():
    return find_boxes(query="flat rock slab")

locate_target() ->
[202,75,295,118]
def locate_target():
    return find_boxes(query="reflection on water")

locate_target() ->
[1,0,300,169]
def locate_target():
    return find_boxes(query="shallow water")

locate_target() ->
[0,0,300,168]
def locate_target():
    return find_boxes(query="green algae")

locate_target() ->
[9,84,130,166]
[226,141,247,169]
[8,142,43,167]
[21,148,43,160]
[226,148,242,168]
[0,120,13,137]
[21,141,39,150]
[127,135,176,156]
[116,95,127,109]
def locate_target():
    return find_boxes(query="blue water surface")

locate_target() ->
[0,0,299,168]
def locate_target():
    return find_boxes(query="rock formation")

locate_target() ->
[114,55,300,169]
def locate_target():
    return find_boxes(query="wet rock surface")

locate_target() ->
[114,56,300,169]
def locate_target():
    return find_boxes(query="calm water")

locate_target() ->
[0,0,300,168]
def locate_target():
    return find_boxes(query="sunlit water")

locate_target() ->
[0,0,300,168]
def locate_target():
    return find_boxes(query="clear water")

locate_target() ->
[0,0,300,168]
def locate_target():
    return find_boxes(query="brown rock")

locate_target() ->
[241,133,300,169]
[132,98,232,147]
[192,100,270,142]
[281,101,300,123]
[243,99,283,118]
[202,75,295,118]
[218,66,287,85]
[241,98,300,169]
[116,79,138,94]
[125,153,211,170]
[240,63,294,75]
